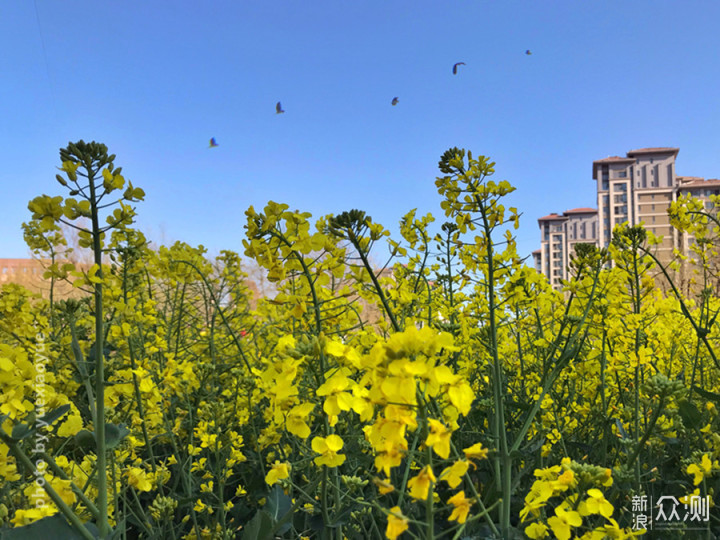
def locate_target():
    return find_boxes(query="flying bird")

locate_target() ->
[209,138,218,148]
[452,62,466,75]
[276,101,285,114]
[525,49,532,55]
[391,97,399,106]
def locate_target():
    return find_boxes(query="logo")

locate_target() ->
[631,494,711,532]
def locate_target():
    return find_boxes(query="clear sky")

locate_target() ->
[3,1,720,263]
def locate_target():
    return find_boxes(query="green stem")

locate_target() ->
[87,165,110,539]
[1,437,96,540]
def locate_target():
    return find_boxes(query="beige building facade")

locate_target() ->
[533,208,598,288]
[535,147,720,290]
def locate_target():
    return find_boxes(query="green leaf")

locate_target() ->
[241,510,273,540]
[615,418,629,440]
[0,514,99,539]
[678,398,703,429]
[73,424,129,452]
[37,405,71,428]
[265,485,292,534]
[11,423,33,441]
[265,485,291,522]
[693,385,720,404]
[8,405,71,442]
[105,423,130,449]
[74,429,96,451]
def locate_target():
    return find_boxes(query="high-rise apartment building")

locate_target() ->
[533,208,598,288]
[593,147,678,265]
[535,147,720,290]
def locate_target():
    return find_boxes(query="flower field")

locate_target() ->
[0,141,718,539]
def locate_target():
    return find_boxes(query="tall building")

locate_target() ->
[593,147,678,265]
[534,208,598,289]
[535,147,720,290]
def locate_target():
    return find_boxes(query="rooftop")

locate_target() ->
[677,176,704,182]
[627,147,679,156]
[679,178,720,188]
[538,213,567,221]
[592,156,635,164]
[564,207,597,214]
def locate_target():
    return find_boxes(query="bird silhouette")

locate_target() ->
[276,101,285,114]
[452,62,466,75]
[525,49,532,55]
[391,97,399,106]
[209,138,218,148]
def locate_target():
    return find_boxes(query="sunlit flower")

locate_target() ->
[311,434,346,467]
[440,460,469,488]
[265,461,291,486]
[386,506,409,540]
[407,465,436,500]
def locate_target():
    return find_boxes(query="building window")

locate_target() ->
[617,171,627,178]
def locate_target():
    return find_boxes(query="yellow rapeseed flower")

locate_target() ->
[440,460,469,488]
[426,419,452,459]
[407,465,436,500]
[311,434,346,467]
[525,522,549,539]
[687,454,718,486]
[285,402,315,439]
[386,506,409,540]
[372,476,395,494]
[126,467,153,492]
[547,504,582,540]
[265,461,291,486]
[579,488,613,518]
[463,442,489,461]
[447,490,472,523]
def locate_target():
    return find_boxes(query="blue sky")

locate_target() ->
[3,1,720,264]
